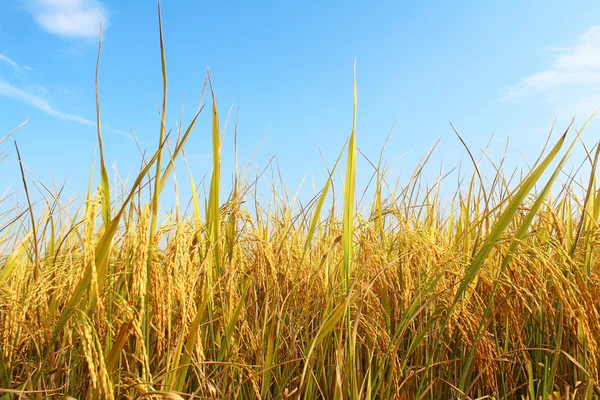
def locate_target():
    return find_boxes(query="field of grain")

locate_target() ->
[1,13,599,400]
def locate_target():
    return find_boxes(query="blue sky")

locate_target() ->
[2,0,600,212]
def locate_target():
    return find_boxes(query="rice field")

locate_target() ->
[0,9,599,400]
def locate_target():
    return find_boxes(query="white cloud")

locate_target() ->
[104,126,133,140]
[0,79,133,140]
[27,0,108,38]
[505,26,600,99]
[0,79,94,125]
[0,54,23,72]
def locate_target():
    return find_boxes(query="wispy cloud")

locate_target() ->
[26,0,109,38]
[505,26,600,99]
[0,54,23,72]
[1,54,36,73]
[0,79,94,124]
[0,79,132,139]
[104,127,134,140]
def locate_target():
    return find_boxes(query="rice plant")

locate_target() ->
[0,6,599,400]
